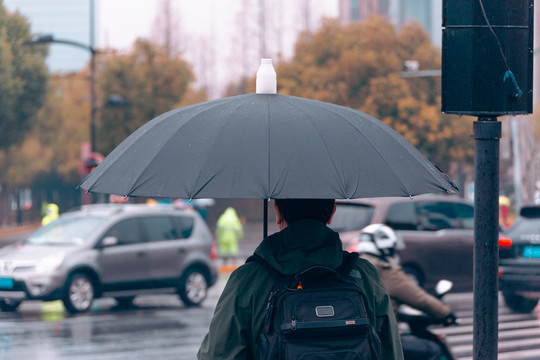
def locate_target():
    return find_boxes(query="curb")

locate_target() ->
[0,223,40,237]
[218,264,240,273]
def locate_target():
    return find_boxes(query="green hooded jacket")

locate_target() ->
[198,219,403,360]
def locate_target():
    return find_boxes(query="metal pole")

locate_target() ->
[473,118,501,360]
[86,0,97,205]
[89,0,96,154]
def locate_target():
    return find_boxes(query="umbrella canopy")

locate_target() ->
[80,93,457,200]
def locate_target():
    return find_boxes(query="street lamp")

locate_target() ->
[24,34,99,153]
[401,60,442,78]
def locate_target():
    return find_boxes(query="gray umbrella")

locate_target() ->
[81,93,457,199]
[80,93,457,235]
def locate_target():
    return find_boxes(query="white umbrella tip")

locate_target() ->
[256,58,277,94]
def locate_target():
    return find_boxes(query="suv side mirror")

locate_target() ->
[101,236,119,248]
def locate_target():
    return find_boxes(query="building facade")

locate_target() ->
[4,0,94,72]
[338,0,442,46]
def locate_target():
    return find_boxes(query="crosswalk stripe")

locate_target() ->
[431,295,540,359]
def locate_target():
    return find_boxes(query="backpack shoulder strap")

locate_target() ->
[245,253,283,280]
[338,251,359,275]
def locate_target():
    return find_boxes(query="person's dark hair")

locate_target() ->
[274,199,335,225]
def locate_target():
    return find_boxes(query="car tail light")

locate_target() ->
[498,237,512,248]
[210,241,218,261]
[498,269,504,276]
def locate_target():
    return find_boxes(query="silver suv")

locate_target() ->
[0,204,218,314]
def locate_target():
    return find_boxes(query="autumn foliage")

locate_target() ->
[0,38,201,198]
[275,17,473,172]
[97,39,199,155]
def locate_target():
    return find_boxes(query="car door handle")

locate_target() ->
[178,248,186,254]
[136,252,146,257]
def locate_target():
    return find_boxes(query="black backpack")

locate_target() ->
[246,251,382,360]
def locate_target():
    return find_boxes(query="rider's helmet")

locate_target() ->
[352,223,403,260]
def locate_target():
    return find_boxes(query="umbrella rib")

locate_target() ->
[135,97,245,199]
[280,97,348,198]
[192,97,252,197]
[123,105,217,198]
[343,113,413,195]
[315,102,414,196]
[191,173,218,199]
[182,95,253,198]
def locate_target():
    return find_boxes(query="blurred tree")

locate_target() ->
[0,2,48,151]
[276,16,473,171]
[0,37,203,188]
[0,71,89,187]
[223,76,250,97]
[0,36,205,222]
[97,38,198,155]
[151,0,182,59]
[177,87,207,107]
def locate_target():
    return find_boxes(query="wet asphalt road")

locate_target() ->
[3,223,540,359]
[0,277,227,360]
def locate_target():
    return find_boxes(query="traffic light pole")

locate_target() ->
[472,118,501,359]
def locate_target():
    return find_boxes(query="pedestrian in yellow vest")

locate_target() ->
[215,207,243,265]
[41,203,59,226]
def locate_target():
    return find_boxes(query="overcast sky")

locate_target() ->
[6,0,338,98]
[98,0,339,98]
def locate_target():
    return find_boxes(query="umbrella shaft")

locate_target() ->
[263,200,268,238]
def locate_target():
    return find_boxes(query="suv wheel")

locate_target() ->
[503,291,539,313]
[63,273,95,314]
[0,299,21,312]
[178,268,208,307]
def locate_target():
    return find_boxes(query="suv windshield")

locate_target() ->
[329,204,374,232]
[25,216,106,246]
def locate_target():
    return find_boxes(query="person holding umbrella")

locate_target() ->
[79,59,457,360]
[197,198,403,359]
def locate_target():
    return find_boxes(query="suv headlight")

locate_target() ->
[35,253,65,273]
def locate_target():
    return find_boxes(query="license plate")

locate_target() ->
[0,278,13,289]
[523,246,540,259]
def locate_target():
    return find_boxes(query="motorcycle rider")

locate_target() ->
[353,224,457,360]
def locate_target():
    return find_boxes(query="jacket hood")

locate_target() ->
[217,207,241,225]
[253,219,343,276]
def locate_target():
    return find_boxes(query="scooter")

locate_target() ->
[397,280,458,360]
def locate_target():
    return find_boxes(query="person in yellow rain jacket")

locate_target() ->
[41,203,59,226]
[499,191,511,228]
[215,207,244,265]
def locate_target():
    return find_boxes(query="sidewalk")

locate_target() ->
[0,222,40,237]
